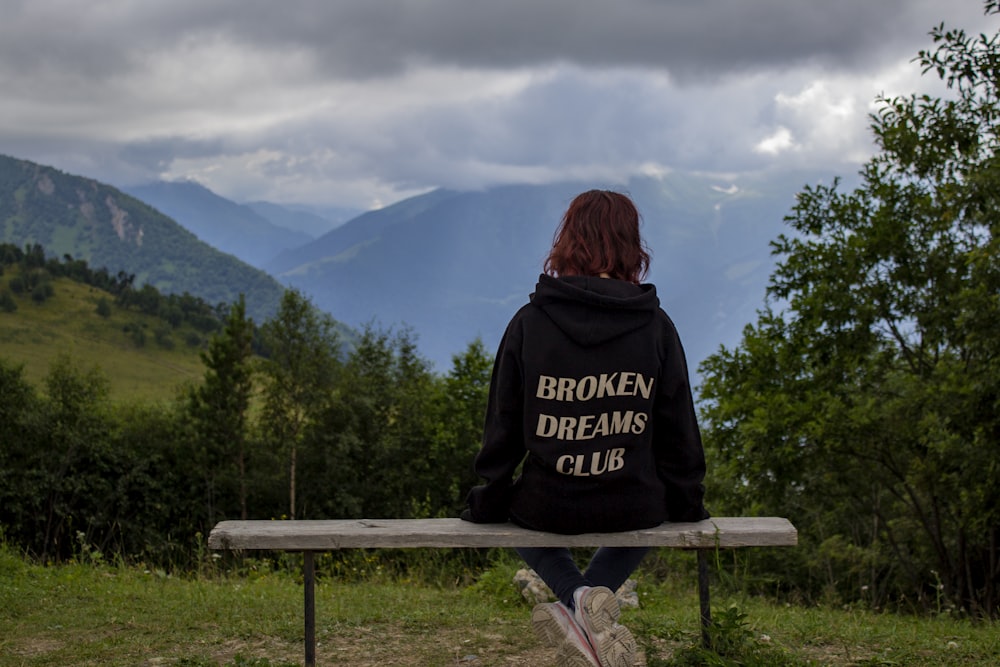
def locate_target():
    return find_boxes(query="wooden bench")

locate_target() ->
[209,517,796,665]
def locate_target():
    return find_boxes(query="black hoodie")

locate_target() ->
[465,274,709,534]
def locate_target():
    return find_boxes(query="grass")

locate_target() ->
[0,272,206,402]
[1,545,997,667]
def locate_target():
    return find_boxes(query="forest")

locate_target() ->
[1,2,998,626]
[0,276,492,569]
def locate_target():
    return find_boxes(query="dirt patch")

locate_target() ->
[162,625,562,666]
[795,642,879,666]
[8,637,65,657]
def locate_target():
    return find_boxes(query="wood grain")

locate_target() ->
[208,517,797,551]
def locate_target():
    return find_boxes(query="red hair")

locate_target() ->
[543,190,650,284]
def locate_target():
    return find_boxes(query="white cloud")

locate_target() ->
[755,127,798,156]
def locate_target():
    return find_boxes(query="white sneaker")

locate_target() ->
[531,601,601,666]
[572,586,638,667]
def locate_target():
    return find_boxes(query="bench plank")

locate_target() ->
[207,517,796,551]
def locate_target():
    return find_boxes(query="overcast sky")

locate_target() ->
[1,1,995,210]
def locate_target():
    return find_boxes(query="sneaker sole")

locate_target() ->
[532,604,599,667]
[577,588,638,667]
[531,604,568,648]
[556,642,603,667]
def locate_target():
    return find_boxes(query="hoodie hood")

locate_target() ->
[530,274,659,347]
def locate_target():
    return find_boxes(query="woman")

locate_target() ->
[462,190,709,667]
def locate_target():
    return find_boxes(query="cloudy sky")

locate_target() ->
[1,0,994,210]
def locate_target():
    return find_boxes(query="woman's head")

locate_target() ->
[543,190,650,284]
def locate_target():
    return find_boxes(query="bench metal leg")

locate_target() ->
[697,549,712,649]
[304,551,316,666]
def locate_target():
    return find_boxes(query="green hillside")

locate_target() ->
[0,268,207,402]
[0,154,285,323]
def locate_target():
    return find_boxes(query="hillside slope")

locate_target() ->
[0,154,285,323]
[0,269,206,401]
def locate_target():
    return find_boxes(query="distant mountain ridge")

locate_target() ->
[245,200,361,238]
[124,181,316,269]
[0,154,285,323]
[267,172,828,374]
[265,187,464,275]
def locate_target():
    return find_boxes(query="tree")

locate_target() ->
[95,297,111,318]
[258,289,340,519]
[699,3,1000,616]
[34,355,113,561]
[304,324,455,519]
[0,358,42,548]
[0,289,16,313]
[187,294,256,521]
[429,338,493,515]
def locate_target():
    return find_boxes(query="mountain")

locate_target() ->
[245,201,361,237]
[267,172,828,376]
[0,154,285,323]
[124,181,314,268]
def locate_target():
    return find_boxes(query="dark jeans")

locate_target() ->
[516,546,651,610]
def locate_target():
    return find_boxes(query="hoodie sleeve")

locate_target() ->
[652,314,710,522]
[464,320,527,523]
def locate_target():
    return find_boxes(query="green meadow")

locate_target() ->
[1,545,997,667]
[0,274,205,401]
